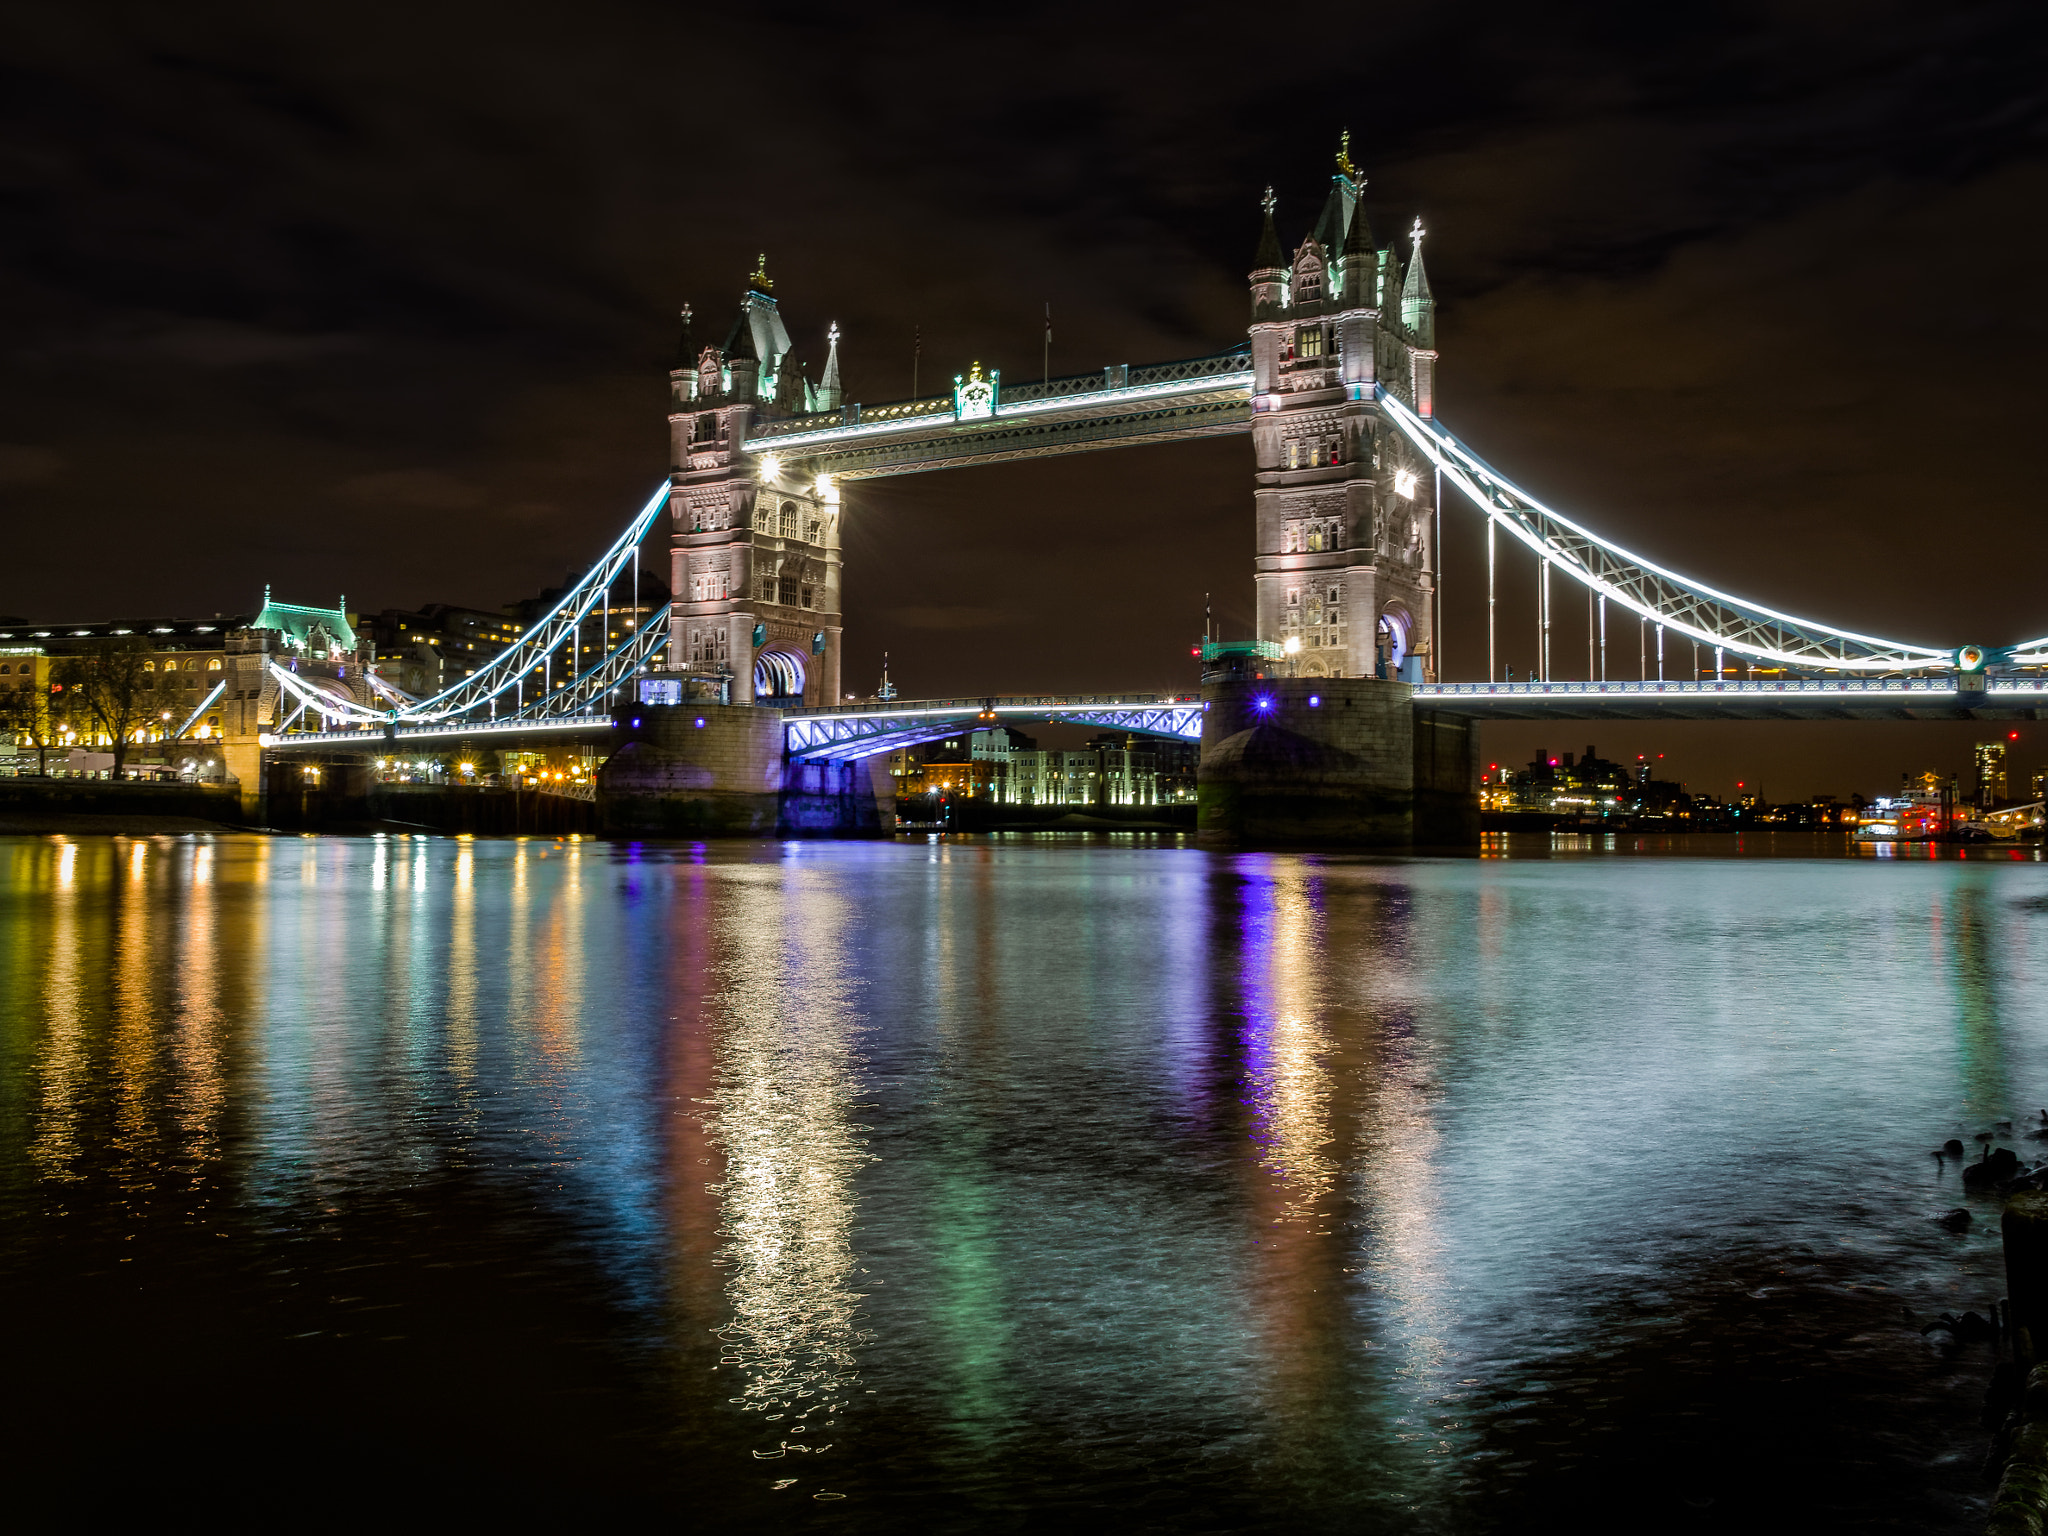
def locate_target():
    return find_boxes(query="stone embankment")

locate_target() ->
[1989,1190,2048,1533]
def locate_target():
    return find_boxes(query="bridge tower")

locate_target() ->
[666,258,844,708]
[1249,138,1438,682]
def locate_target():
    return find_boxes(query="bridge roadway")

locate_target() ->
[259,674,2048,765]
[1412,675,2048,719]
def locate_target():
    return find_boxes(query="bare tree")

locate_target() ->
[53,635,155,776]
[2,669,59,773]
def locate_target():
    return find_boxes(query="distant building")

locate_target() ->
[1975,740,2010,808]
[0,592,372,800]
[886,728,1199,809]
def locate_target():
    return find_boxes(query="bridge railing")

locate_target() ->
[1415,677,1974,698]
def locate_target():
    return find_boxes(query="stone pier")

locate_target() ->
[597,702,883,837]
[1197,678,1479,848]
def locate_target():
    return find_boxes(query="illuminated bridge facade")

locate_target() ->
[253,141,2048,816]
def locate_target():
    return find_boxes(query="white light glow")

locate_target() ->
[1394,468,1418,499]
[759,453,782,482]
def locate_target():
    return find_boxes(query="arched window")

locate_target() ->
[779,501,799,539]
[163,659,177,672]
[207,658,222,671]
[143,661,155,672]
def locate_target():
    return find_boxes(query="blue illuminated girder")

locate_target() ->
[784,697,1206,762]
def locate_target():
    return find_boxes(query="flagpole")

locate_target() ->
[1043,302,1050,385]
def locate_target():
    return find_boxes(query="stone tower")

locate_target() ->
[666,257,844,707]
[1248,137,1438,681]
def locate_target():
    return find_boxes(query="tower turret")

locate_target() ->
[670,303,698,405]
[1250,186,1286,320]
[726,302,760,403]
[816,322,843,412]
[1341,186,1377,308]
[1400,219,1434,346]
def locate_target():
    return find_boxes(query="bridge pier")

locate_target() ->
[1198,678,1478,848]
[597,701,884,837]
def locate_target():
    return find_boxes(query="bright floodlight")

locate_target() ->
[759,453,782,482]
[1284,636,1302,654]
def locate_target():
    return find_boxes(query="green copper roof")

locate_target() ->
[251,588,356,652]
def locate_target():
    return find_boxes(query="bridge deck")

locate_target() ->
[1413,677,2048,719]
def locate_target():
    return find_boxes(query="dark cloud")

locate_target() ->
[3,0,2046,793]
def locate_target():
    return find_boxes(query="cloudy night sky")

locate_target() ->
[4,2,2045,798]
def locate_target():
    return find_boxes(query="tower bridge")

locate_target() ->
[251,140,2048,843]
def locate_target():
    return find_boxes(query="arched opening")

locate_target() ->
[754,648,806,701]
[1377,608,1411,679]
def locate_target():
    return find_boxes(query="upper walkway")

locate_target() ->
[741,351,1254,480]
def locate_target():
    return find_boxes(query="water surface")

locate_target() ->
[2,832,2037,1530]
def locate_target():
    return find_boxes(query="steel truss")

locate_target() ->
[783,696,1205,762]
[391,482,670,722]
[1377,390,1958,673]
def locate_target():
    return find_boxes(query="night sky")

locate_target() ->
[5,3,2046,799]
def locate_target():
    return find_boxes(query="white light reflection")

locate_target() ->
[706,864,869,1468]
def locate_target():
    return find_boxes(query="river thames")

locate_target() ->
[3,831,2040,1530]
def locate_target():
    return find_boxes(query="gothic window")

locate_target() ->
[208,658,221,670]
[1287,586,1300,608]
[1296,266,1323,301]
[780,502,799,539]
[800,585,815,609]
[1296,326,1324,359]
[807,518,822,543]
[778,577,799,606]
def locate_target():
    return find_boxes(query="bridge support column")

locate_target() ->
[220,737,265,821]
[777,756,884,838]
[598,702,785,836]
[1197,678,1478,848]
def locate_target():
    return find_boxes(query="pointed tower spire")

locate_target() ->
[1253,186,1283,272]
[672,303,695,368]
[1341,164,1375,307]
[1401,217,1435,344]
[817,321,843,412]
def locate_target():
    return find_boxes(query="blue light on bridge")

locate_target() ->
[1253,695,1275,714]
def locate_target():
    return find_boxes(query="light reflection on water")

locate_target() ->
[0,832,2041,1529]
